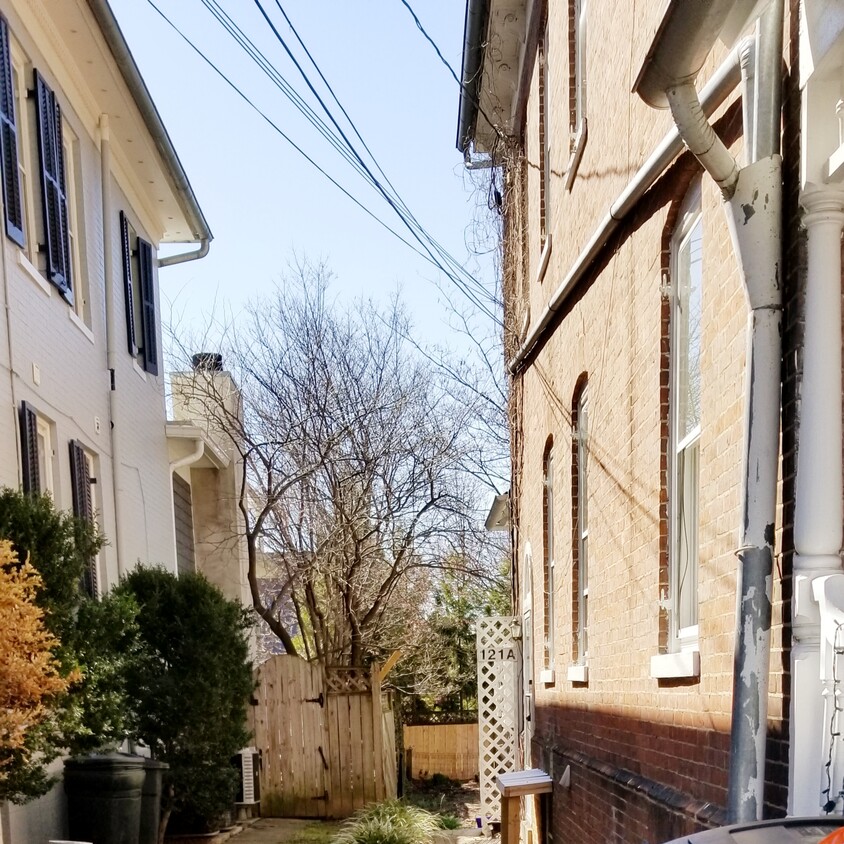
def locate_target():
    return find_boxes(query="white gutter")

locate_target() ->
[634,0,784,823]
[508,50,741,374]
[170,438,205,473]
[158,239,210,269]
[85,0,212,251]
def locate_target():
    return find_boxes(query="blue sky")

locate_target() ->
[107,0,499,348]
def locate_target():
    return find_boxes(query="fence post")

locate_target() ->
[371,663,385,801]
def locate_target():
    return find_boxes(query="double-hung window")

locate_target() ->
[538,15,551,244]
[669,189,702,651]
[19,400,53,496]
[120,210,158,375]
[0,15,23,247]
[542,442,555,681]
[69,440,98,597]
[574,386,589,665]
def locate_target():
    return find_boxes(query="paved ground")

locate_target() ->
[229,818,328,844]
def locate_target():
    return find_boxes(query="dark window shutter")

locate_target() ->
[0,16,23,247]
[34,70,72,303]
[69,440,97,597]
[120,211,137,356]
[137,237,158,375]
[19,401,39,495]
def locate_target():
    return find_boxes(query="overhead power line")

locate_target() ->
[397,0,506,151]
[144,0,500,321]
[253,0,498,319]
[143,0,469,281]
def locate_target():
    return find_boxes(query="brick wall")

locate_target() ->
[504,0,798,837]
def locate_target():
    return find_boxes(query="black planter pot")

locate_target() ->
[64,753,146,844]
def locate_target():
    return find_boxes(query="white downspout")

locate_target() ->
[169,437,204,578]
[100,114,128,581]
[636,0,784,822]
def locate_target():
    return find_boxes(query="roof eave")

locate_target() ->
[85,0,212,245]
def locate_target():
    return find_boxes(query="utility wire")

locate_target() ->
[199,0,498,317]
[145,0,499,321]
[143,0,441,271]
[252,0,498,319]
[200,0,371,186]
[397,0,505,149]
[398,0,462,87]
[269,0,497,311]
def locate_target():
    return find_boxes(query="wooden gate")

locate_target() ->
[251,655,397,818]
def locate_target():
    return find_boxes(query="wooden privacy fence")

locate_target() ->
[403,723,479,781]
[250,655,397,818]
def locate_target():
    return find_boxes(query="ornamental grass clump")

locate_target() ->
[334,801,441,844]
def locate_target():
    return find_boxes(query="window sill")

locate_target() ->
[535,233,552,286]
[539,668,555,686]
[17,251,51,297]
[565,118,588,192]
[650,650,700,679]
[567,664,588,684]
[132,359,148,382]
[68,306,94,344]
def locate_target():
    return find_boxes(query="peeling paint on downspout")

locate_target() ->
[634,0,783,822]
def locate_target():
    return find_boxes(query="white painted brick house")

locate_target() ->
[0,1,210,839]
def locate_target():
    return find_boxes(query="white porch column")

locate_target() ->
[790,185,844,816]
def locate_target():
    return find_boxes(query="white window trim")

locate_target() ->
[650,650,700,680]
[68,304,94,343]
[35,414,54,495]
[543,447,555,674]
[81,446,101,597]
[565,0,587,189]
[61,122,87,327]
[575,387,589,665]
[535,233,552,286]
[567,663,588,683]
[17,248,50,295]
[10,42,35,262]
[667,183,702,655]
[540,17,552,240]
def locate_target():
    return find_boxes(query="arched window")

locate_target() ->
[542,439,555,675]
[669,183,702,651]
[572,382,589,665]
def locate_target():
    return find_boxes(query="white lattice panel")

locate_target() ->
[477,616,521,825]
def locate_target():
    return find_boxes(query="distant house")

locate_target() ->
[0,0,210,839]
[169,355,250,609]
[459,0,844,840]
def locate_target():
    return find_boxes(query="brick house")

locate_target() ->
[459,0,844,839]
[0,0,211,839]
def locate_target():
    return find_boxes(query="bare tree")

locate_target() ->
[174,262,498,667]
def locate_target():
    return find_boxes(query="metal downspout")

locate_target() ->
[158,238,210,269]
[725,2,783,822]
[635,0,784,822]
[101,114,128,580]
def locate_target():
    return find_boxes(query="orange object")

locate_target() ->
[819,826,844,844]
